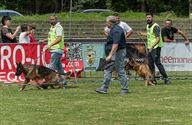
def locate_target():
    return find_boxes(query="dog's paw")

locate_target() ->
[18,88,23,92]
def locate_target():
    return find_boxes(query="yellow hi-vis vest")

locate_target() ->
[48,24,64,50]
[146,23,163,49]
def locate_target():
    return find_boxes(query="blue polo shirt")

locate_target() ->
[105,24,126,56]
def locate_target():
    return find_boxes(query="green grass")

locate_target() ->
[1,79,192,125]
[11,11,189,22]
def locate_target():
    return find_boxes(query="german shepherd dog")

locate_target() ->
[126,58,155,86]
[15,62,66,91]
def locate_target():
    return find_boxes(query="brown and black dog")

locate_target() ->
[15,62,67,91]
[126,58,155,86]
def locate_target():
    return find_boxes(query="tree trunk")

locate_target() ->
[35,0,40,14]
[189,0,192,18]
[61,0,64,11]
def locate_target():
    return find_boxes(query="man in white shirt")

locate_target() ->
[104,12,133,39]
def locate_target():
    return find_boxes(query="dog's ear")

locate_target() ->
[129,58,136,66]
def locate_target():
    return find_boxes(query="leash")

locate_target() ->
[135,32,149,55]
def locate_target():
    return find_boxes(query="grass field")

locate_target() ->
[1,79,192,125]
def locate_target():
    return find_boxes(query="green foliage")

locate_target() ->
[0,0,190,16]
[10,12,187,22]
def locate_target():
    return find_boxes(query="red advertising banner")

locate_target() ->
[0,43,83,83]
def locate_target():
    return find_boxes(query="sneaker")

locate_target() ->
[164,78,171,84]
[95,88,107,94]
[120,89,129,94]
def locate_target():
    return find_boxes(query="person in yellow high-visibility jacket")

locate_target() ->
[137,13,171,84]
[39,15,67,88]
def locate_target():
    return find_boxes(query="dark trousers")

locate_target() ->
[148,47,168,79]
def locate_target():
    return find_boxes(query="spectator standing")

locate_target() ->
[162,19,189,45]
[104,12,133,40]
[0,16,20,43]
[19,24,31,43]
[28,25,36,43]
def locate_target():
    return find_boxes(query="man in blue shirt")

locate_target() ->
[96,16,128,94]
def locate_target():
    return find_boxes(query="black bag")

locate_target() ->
[96,58,115,71]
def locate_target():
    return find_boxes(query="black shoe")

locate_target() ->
[164,78,171,84]
[95,88,107,94]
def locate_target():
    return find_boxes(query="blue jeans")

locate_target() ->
[49,52,67,85]
[101,49,128,90]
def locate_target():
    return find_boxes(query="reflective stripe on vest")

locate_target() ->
[48,25,64,50]
[146,23,163,49]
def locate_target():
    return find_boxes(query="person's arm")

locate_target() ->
[163,36,175,42]
[47,36,62,49]
[124,23,133,39]
[104,31,109,37]
[104,27,110,37]
[24,30,33,37]
[177,29,189,45]
[137,31,147,37]
[106,30,120,61]
[38,38,48,43]
[126,30,133,39]
[151,37,160,49]
[150,26,161,51]
[4,26,20,40]
[106,44,118,61]
[47,25,63,49]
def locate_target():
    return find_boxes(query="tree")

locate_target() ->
[190,0,192,18]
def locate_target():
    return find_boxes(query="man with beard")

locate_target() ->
[138,13,171,84]
[39,15,67,88]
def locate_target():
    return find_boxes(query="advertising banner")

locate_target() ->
[82,43,105,71]
[0,43,83,83]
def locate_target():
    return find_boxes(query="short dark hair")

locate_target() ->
[113,12,119,17]
[166,19,172,23]
[146,13,153,17]
[21,24,28,32]
[29,24,36,30]
[1,16,11,25]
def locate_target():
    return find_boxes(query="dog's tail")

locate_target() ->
[57,70,72,77]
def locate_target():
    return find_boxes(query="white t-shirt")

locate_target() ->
[19,32,30,43]
[104,21,132,35]
[118,21,132,34]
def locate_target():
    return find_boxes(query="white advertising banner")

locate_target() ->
[161,42,192,71]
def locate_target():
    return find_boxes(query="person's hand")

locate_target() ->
[46,45,51,50]
[148,48,153,53]
[173,39,176,42]
[16,26,21,31]
[136,31,141,36]
[38,39,44,43]
[106,54,112,62]
[184,40,189,45]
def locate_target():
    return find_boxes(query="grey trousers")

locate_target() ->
[101,48,128,90]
